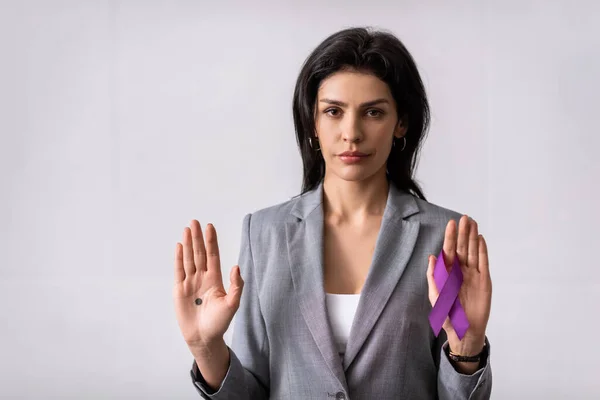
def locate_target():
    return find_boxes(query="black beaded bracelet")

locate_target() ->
[447,345,486,363]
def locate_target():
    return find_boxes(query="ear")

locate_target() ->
[394,119,408,138]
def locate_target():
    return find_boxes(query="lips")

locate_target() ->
[338,151,369,157]
[338,151,370,164]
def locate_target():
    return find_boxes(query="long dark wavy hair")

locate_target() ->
[292,27,430,200]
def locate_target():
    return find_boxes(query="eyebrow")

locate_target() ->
[319,98,390,108]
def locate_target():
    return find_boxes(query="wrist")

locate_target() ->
[448,335,486,356]
[189,337,227,360]
[191,338,230,391]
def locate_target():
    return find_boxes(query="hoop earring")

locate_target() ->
[309,137,321,151]
[393,137,407,152]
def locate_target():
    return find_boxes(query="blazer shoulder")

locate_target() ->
[413,197,465,225]
[244,194,301,232]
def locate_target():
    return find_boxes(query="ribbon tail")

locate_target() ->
[448,298,470,340]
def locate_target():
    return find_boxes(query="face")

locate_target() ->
[314,70,406,184]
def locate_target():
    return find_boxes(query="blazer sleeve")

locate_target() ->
[435,331,493,400]
[190,213,270,399]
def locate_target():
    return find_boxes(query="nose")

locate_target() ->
[341,115,363,143]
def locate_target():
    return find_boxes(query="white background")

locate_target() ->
[1,0,599,398]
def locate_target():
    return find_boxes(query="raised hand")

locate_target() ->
[173,220,244,351]
[426,215,492,357]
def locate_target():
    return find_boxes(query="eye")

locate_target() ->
[366,109,384,118]
[324,108,341,117]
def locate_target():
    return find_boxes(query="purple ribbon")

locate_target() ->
[428,249,469,340]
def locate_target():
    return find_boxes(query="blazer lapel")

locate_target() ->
[285,184,348,391]
[343,184,421,371]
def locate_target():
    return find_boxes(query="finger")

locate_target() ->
[182,227,196,277]
[174,243,185,283]
[468,218,479,271]
[456,215,470,268]
[443,219,457,271]
[442,316,453,332]
[190,220,207,272]
[226,265,245,310]
[205,224,223,279]
[479,235,490,279]
[426,255,439,306]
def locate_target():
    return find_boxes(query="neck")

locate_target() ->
[322,171,389,223]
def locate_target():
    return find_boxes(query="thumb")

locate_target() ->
[426,255,439,306]
[225,265,244,310]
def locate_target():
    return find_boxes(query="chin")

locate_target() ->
[331,168,380,182]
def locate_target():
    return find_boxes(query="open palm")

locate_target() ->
[173,220,244,349]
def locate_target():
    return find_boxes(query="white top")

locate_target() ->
[325,293,361,359]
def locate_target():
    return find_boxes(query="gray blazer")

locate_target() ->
[190,183,492,399]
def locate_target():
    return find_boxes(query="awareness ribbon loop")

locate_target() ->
[428,249,469,340]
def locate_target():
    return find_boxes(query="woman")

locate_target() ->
[174,27,493,399]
